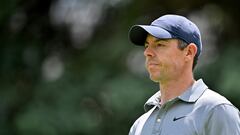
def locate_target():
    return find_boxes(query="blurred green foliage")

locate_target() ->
[1,0,240,135]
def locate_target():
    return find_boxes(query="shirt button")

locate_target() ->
[157,118,161,122]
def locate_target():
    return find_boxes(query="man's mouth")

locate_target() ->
[147,61,159,66]
[147,62,159,68]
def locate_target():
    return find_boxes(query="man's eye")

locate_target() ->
[144,44,148,48]
[157,44,165,47]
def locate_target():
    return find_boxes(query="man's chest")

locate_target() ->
[140,104,204,135]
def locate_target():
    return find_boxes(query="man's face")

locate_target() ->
[144,34,187,82]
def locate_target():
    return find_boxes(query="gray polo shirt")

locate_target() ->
[129,79,240,135]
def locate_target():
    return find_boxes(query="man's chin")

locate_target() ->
[149,75,160,83]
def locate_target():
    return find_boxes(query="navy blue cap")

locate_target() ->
[129,14,202,57]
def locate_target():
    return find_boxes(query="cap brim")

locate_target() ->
[129,25,174,45]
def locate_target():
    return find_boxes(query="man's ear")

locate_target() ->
[185,43,197,61]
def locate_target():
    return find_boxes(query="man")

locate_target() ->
[128,14,240,135]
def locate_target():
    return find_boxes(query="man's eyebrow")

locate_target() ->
[156,39,170,43]
[145,39,169,44]
[144,40,149,44]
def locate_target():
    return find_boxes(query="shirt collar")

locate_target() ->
[178,79,208,103]
[144,91,161,112]
[144,79,208,112]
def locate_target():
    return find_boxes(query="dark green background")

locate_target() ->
[1,0,240,134]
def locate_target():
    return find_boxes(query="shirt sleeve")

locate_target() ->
[205,104,240,135]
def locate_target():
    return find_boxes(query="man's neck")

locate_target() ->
[159,76,195,105]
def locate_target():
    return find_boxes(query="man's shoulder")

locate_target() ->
[197,89,233,107]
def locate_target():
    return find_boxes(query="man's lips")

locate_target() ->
[148,63,158,65]
[147,62,159,67]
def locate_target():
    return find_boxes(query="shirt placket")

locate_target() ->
[152,100,176,135]
[152,104,167,135]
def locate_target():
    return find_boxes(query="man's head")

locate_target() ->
[128,14,202,82]
[129,14,202,70]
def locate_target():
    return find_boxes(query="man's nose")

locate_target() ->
[144,47,155,57]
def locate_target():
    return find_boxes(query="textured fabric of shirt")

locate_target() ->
[129,79,240,135]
